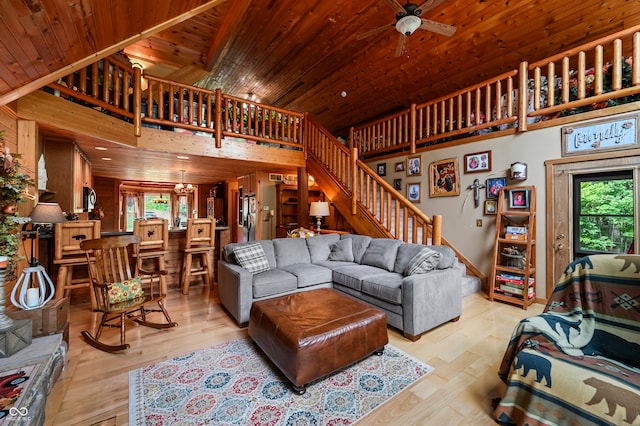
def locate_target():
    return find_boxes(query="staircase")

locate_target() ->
[305,117,485,294]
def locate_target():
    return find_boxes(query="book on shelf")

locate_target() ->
[495,274,535,285]
[495,285,535,298]
[499,283,535,295]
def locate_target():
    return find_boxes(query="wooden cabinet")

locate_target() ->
[276,184,323,237]
[44,140,92,213]
[489,185,536,309]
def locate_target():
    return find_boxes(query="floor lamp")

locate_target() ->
[11,202,66,310]
[309,201,330,234]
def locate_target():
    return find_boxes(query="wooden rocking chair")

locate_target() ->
[80,235,177,352]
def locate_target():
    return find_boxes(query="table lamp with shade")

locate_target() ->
[309,201,330,233]
[10,202,66,310]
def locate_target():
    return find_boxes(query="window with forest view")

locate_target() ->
[573,171,634,257]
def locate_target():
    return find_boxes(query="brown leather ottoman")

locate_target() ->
[248,288,388,394]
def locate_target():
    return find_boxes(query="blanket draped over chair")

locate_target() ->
[495,254,640,425]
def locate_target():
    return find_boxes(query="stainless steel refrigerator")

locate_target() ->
[242,194,256,242]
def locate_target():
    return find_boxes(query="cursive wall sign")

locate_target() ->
[561,114,639,156]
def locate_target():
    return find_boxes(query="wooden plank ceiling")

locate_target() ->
[1,0,640,184]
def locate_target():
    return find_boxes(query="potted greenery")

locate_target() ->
[0,131,34,276]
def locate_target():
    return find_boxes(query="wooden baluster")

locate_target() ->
[547,63,555,107]
[534,67,541,110]
[613,39,622,90]
[562,57,570,104]
[578,51,586,99]
[594,46,603,95]
[633,32,640,86]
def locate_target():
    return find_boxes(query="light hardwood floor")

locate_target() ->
[44,283,544,425]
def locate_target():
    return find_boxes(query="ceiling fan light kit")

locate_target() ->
[396,15,421,36]
[359,0,456,56]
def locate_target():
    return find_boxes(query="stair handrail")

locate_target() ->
[306,116,485,282]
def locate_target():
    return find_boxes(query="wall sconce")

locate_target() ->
[510,162,527,181]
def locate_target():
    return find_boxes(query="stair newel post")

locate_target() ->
[351,147,358,215]
[132,64,142,137]
[432,215,442,246]
[518,61,528,132]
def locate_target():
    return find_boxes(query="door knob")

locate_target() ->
[557,233,565,240]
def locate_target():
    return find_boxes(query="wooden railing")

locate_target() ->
[523,25,640,125]
[307,116,484,282]
[48,54,134,120]
[47,61,304,151]
[352,25,640,157]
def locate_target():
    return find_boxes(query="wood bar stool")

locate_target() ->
[133,218,169,295]
[53,220,101,309]
[181,218,215,294]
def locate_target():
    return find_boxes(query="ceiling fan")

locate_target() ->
[357,0,456,57]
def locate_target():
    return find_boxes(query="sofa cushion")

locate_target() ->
[404,247,441,275]
[360,238,402,271]
[332,264,389,292]
[233,243,271,273]
[341,234,372,263]
[252,269,297,298]
[313,259,357,269]
[361,273,404,305]
[273,238,311,268]
[306,233,341,262]
[280,263,333,288]
[394,244,424,274]
[328,238,354,262]
[429,245,457,269]
[224,240,276,268]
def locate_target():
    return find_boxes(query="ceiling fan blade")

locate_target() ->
[357,23,394,40]
[382,0,407,16]
[395,34,408,57]
[420,18,456,36]
[414,0,448,15]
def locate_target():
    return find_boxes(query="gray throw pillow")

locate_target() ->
[328,238,354,262]
[360,238,401,271]
[233,242,270,273]
[404,247,442,275]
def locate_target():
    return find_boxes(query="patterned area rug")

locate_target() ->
[129,337,433,425]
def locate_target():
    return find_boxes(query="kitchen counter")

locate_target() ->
[37,226,231,294]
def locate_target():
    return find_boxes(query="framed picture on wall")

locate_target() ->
[429,158,459,197]
[463,150,492,173]
[484,199,497,215]
[407,182,421,202]
[486,177,506,199]
[407,156,421,176]
[377,163,386,176]
[395,162,405,172]
[509,189,530,208]
[393,178,402,190]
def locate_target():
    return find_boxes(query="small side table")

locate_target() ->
[0,334,67,425]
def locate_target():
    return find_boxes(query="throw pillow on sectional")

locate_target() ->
[404,247,442,275]
[233,242,271,273]
[328,238,354,262]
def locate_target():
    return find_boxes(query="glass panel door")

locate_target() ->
[572,170,634,258]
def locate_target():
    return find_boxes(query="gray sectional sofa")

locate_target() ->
[217,233,462,340]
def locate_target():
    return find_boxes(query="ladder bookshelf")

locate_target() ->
[489,185,536,309]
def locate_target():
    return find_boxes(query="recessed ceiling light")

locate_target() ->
[177,155,190,160]
[101,157,112,161]
[95,146,108,151]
